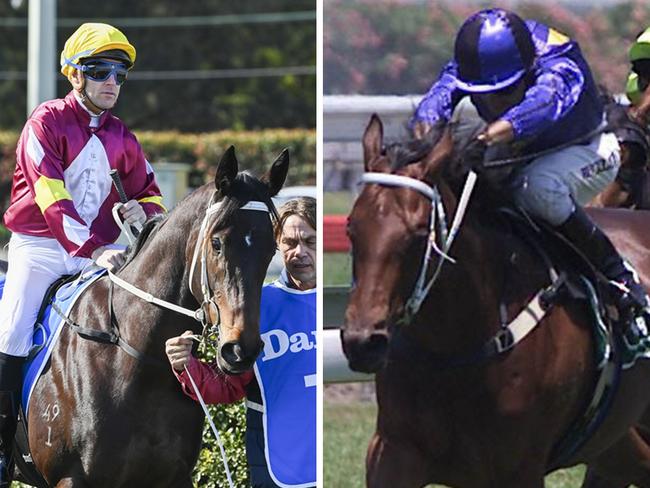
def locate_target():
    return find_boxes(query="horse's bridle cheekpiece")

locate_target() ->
[108,194,271,336]
[359,171,477,323]
[359,170,558,368]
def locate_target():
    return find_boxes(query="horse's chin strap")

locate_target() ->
[360,171,478,323]
[108,196,271,329]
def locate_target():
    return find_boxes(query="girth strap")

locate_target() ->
[50,288,166,368]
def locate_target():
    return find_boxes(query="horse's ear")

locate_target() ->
[363,114,384,171]
[215,145,239,195]
[263,148,290,197]
[420,127,454,183]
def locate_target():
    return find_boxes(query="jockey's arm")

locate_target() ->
[17,119,106,258]
[412,61,465,137]
[117,143,167,220]
[501,56,584,140]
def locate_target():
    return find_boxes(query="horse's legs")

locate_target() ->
[366,433,428,488]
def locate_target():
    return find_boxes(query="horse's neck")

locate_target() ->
[411,194,546,355]
[114,206,202,352]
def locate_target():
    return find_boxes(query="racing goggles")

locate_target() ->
[81,60,129,85]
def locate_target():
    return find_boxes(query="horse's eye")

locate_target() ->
[212,237,222,253]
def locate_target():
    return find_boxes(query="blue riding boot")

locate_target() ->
[556,207,650,326]
[0,353,24,488]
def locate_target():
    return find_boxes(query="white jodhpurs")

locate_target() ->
[0,233,91,357]
[510,132,621,226]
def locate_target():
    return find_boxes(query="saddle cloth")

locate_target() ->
[500,207,650,369]
[0,267,105,415]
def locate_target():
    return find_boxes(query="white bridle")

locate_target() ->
[359,170,477,323]
[108,195,270,488]
[109,196,271,328]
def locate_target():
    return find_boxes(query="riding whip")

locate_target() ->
[109,169,142,239]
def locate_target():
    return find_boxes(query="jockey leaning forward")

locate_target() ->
[0,22,165,484]
[592,27,650,209]
[411,9,649,328]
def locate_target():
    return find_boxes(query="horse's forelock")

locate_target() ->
[211,171,278,231]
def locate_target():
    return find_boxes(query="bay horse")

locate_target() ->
[6,145,288,487]
[341,114,650,488]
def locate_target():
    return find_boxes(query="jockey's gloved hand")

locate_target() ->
[118,200,146,227]
[610,275,649,312]
[477,119,515,146]
[91,246,126,272]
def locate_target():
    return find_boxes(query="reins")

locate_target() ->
[109,195,270,332]
[108,193,271,488]
[360,170,478,323]
[359,168,556,366]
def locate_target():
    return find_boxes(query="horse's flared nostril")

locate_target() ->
[219,340,262,374]
[341,327,389,373]
[220,342,244,365]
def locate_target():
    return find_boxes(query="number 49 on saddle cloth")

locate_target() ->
[0,267,105,416]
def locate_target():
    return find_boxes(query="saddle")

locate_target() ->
[498,206,650,467]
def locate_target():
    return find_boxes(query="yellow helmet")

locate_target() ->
[60,23,136,77]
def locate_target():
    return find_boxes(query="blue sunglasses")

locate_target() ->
[81,60,129,85]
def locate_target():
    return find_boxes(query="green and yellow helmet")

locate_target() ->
[630,27,650,63]
[60,23,136,77]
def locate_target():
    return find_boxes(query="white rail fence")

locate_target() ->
[324,94,423,191]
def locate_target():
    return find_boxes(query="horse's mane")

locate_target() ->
[385,123,445,172]
[211,171,279,231]
[121,214,166,268]
[384,123,514,214]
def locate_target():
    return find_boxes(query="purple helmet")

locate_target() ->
[454,9,535,93]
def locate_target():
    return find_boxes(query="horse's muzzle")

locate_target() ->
[218,339,263,375]
[340,327,389,374]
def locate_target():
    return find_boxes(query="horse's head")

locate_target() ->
[341,115,455,373]
[189,146,289,374]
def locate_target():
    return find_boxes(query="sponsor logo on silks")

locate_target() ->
[260,329,317,362]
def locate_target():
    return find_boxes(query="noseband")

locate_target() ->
[359,171,477,323]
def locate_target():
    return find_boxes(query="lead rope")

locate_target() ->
[184,363,236,488]
[109,196,271,488]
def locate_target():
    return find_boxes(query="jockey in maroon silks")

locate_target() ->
[0,23,165,484]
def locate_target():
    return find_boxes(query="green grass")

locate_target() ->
[324,191,354,286]
[324,402,377,488]
[324,401,589,488]
[324,253,351,286]
[325,191,355,215]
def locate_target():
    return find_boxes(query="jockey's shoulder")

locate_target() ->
[526,20,576,59]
